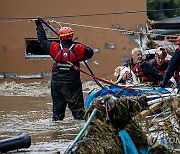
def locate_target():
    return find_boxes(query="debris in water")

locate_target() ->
[68,94,180,153]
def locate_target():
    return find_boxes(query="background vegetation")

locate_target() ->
[147,0,180,20]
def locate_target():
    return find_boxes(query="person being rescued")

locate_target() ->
[120,47,164,85]
[148,47,169,75]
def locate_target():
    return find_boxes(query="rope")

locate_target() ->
[68,61,136,91]
[0,17,179,38]
[47,20,141,35]
[44,19,180,38]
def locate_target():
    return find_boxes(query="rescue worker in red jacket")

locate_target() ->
[35,18,94,121]
[148,47,169,75]
[160,36,180,91]
[122,48,163,84]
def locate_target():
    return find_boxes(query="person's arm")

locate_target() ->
[83,46,94,60]
[162,49,180,86]
[73,43,94,61]
[35,18,51,54]
[143,62,163,81]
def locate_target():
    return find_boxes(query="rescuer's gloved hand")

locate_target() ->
[74,43,85,60]
[35,16,43,25]
[159,80,168,88]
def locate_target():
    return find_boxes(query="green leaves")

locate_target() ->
[147,0,180,20]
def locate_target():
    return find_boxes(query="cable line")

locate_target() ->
[0,8,180,20]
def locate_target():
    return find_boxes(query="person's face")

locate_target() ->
[132,49,142,64]
[155,54,165,65]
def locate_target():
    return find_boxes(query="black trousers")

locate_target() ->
[177,81,180,93]
[51,79,85,120]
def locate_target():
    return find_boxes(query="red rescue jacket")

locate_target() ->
[129,61,155,83]
[50,42,78,63]
[152,59,169,75]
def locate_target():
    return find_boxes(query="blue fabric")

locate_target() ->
[139,146,148,154]
[118,129,138,154]
[85,85,170,110]
[134,87,169,94]
[85,85,139,109]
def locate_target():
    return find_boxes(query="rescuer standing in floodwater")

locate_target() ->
[35,17,94,121]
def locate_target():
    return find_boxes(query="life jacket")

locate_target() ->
[130,61,155,83]
[152,59,169,75]
[130,63,143,83]
[50,41,78,71]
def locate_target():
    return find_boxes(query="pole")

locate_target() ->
[65,108,98,154]
[41,18,59,36]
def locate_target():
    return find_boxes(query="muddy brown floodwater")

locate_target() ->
[0,80,99,153]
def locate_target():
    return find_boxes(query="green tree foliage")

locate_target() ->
[147,0,180,20]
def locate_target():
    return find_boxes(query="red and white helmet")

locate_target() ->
[58,27,73,40]
[155,47,167,58]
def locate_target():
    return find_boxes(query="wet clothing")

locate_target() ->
[36,22,94,120]
[124,59,163,84]
[174,70,180,83]
[148,59,169,75]
[161,47,180,89]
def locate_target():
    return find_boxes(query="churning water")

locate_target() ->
[0,81,98,153]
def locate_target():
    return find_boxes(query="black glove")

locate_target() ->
[159,82,166,88]
[35,16,43,25]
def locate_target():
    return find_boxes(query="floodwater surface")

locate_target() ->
[0,81,90,154]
